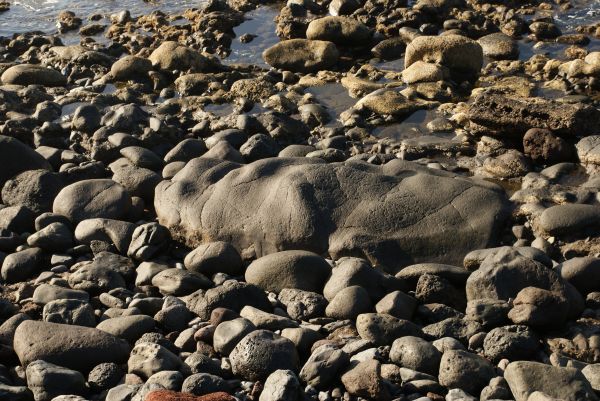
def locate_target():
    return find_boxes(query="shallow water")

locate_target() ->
[305,83,357,122]
[0,0,199,37]
[372,109,449,141]
[554,0,600,31]
[2,0,599,146]
[226,5,280,67]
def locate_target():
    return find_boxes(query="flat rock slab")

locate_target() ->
[505,361,598,401]
[468,94,600,136]
[155,158,509,272]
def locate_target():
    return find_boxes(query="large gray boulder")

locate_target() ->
[155,158,509,272]
[13,321,130,372]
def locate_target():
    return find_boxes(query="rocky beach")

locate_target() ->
[0,0,600,400]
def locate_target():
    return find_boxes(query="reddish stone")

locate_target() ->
[145,390,236,401]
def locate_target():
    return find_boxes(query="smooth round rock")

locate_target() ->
[559,257,600,295]
[184,241,243,277]
[13,320,130,372]
[53,179,132,223]
[325,285,372,320]
[390,336,441,375]
[539,204,600,236]
[213,318,256,356]
[245,250,331,293]
[477,32,519,60]
[1,64,66,86]
[96,315,156,343]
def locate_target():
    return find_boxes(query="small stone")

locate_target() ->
[477,32,519,60]
[306,16,372,45]
[1,248,44,283]
[341,359,390,401]
[53,179,131,223]
[356,313,423,345]
[27,222,73,251]
[375,290,418,320]
[390,336,441,375]
[240,305,298,331]
[539,204,600,237]
[127,342,182,380]
[127,223,171,261]
[26,360,86,401]
[523,128,573,165]
[438,349,496,396]
[508,287,569,327]
[259,370,301,401]
[43,299,95,327]
[96,315,156,343]
[483,325,539,362]
[181,373,231,396]
[278,289,327,321]
[88,363,123,391]
[1,64,66,86]
[151,268,212,296]
[300,344,349,388]
[559,257,600,295]
[213,317,256,356]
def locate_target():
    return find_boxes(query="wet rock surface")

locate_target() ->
[0,0,599,399]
